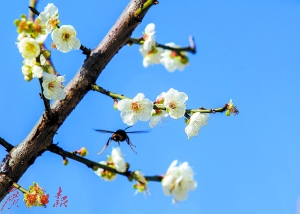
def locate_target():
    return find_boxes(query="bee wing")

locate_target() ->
[126,131,150,134]
[94,129,115,134]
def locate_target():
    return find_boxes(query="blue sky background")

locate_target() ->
[0,0,300,213]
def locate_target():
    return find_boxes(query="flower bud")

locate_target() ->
[14,19,20,26]
[41,50,51,59]
[20,14,27,19]
[63,158,68,166]
[113,100,118,110]
[24,75,32,82]
[78,147,88,157]
[44,64,54,74]
[225,110,230,116]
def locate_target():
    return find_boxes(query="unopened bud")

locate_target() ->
[51,42,57,49]
[20,14,27,19]
[63,158,68,166]
[42,50,51,58]
[225,110,230,116]
[79,147,88,157]
[113,100,118,110]
[14,19,20,26]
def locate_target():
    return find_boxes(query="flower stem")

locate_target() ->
[91,84,129,100]
[12,182,29,194]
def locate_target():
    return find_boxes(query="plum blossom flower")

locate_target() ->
[162,160,197,203]
[185,112,209,139]
[51,25,81,53]
[117,93,153,126]
[38,3,59,34]
[149,92,168,128]
[22,54,46,79]
[226,99,239,116]
[42,73,66,100]
[94,161,117,181]
[111,147,126,172]
[142,23,156,51]
[23,182,49,208]
[149,109,168,128]
[94,147,127,181]
[139,45,163,68]
[160,42,189,72]
[133,170,149,195]
[163,88,188,119]
[17,37,40,59]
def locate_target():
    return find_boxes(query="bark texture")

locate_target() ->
[0,0,152,201]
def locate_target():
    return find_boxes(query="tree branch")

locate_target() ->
[0,0,154,202]
[0,138,13,152]
[48,144,163,182]
[92,84,233,114]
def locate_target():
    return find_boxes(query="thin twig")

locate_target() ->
[92,84,233,114]
[129,36,196,54]
[0,138,13,152]
[48,144,163,182]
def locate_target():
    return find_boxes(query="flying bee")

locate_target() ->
[94,127,149,154]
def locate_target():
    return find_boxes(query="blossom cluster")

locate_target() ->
[15,3,81,100]
[23,182,49,208]
[94,147,197,202]
[117,88,208,139]
[139,23,189,72]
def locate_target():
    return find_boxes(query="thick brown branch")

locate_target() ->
[0,0,153,202]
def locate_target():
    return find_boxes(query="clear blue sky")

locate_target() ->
[1,0,300,213]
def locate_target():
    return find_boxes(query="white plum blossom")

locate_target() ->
[117,93,153,126]
[17,37,40,59]
[149,92,168,128]
[160,42,189,72]
[94,161,116,181]
[149,109,168,128]
[22,54,46,79]
[42,73,66,100]
[17,33,26,42]
[162,160,197,203]
[35,32,48,44]
[163,88,188,119]
[111,147,126,173]
[38,3,59,34]
[51,25,81,53]
[139,46,163,68]
[185,112,209,139]
[142,23,156,51]
[133,170,149,195]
